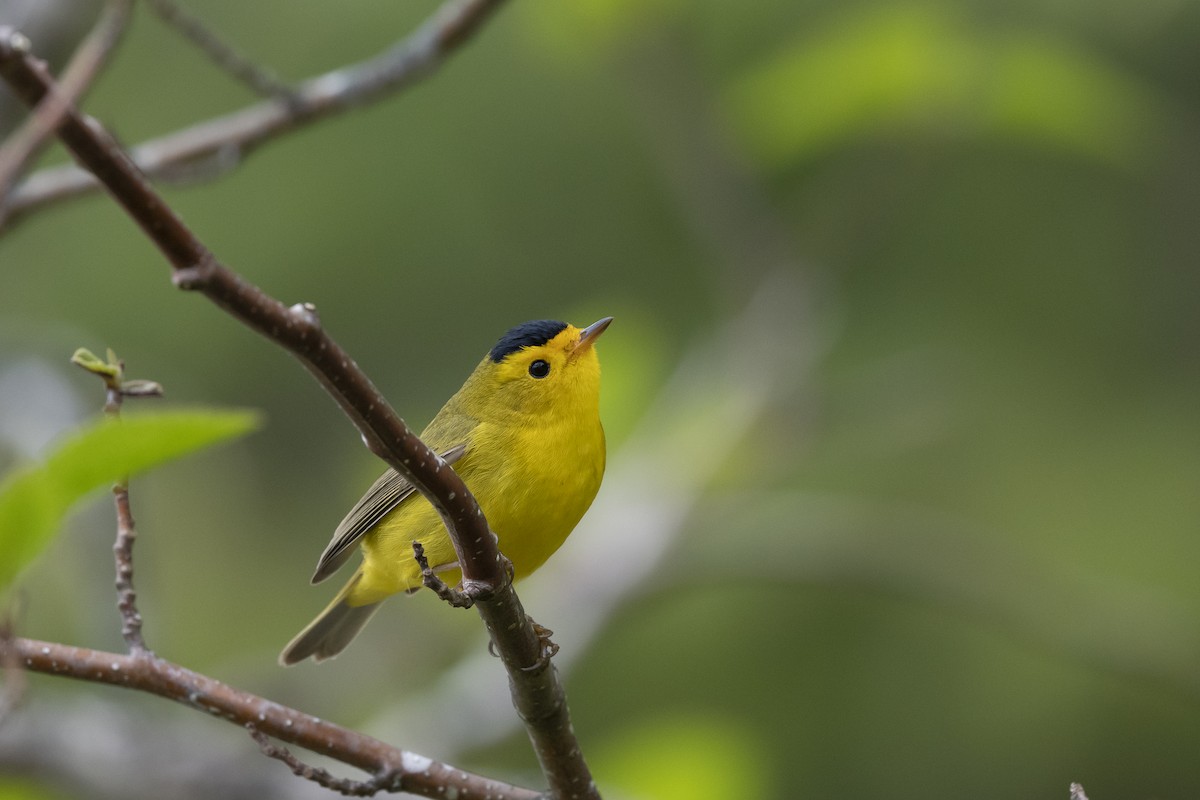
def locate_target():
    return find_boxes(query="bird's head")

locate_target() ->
[465,317,612,421]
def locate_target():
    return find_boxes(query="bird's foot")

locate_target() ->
[485,616,559,670]
[519,616,560,671]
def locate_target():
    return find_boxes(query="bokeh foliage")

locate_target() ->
[0,405,259,592]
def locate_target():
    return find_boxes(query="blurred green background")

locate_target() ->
[1,0,1199,798]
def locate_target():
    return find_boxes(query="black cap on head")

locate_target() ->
[489,320,569,363]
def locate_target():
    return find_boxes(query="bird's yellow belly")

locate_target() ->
[478,420,605,579]
[353,417,604,604]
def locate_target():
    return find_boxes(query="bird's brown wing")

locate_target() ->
[309,443,467,584]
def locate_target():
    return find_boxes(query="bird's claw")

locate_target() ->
[486,617,559,670]
[519,618,559,671]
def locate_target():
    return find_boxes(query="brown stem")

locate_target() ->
[12,638,539,800]
[0,0,132,219]
[112,486,147,653]
[413,542,479,608]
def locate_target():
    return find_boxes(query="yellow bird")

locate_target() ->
[280,317,611,665]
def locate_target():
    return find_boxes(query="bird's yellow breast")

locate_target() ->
[469,413,605,577]
[352,409,604,604]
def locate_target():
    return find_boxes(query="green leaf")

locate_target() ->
[594,715,769,800]
[725,5,1170,170]
[0,775,69,800]
[726,6,973,165]
[0,469,58,585]
[70,347,120,379]
[983,33,1169,169]
[0,408,262,591]
[520,0,683,65]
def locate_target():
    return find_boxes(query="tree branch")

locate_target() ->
[144,0,294,100]
[0,0,132,219]
[2,0,508,227]
[11,639,539,800]
[0,19,598,799]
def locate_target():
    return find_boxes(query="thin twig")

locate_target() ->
[11,638,539,800]
[247,725,393,797]
[0,24,598,799]
[143,0,295,100]
[0,0,132,218]
[2,0,509,227]
[112,486,147,653]
[413,541,477,608]
[71,348,162,654]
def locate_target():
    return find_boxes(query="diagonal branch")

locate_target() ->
[11,638,539,800]
[0,0,132,218]
[0,22,598,800]
[2,0,508,228]
[144,0,294,99]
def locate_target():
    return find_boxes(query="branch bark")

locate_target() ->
[0,0,132,218]
[2,0,508,227]
[0,12,598,799]
[11,639,538,800]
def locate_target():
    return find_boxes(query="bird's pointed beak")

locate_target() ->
[574,316,613,355]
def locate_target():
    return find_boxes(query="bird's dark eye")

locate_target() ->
[528,359,551,379]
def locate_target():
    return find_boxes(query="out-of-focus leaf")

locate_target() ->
[590,310,669,446]
[520,0,683,64]
[0,469,57,584]
[726,5,1170,169]
[0,776,69,800]
[0,408,261,591]
[984,34,1169,167]
[727,7,974,164]
[38,409,261,499]
[594,715,769,800]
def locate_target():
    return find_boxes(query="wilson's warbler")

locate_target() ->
[280,317,611,665]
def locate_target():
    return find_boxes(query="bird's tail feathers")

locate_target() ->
[279,573,382,666]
